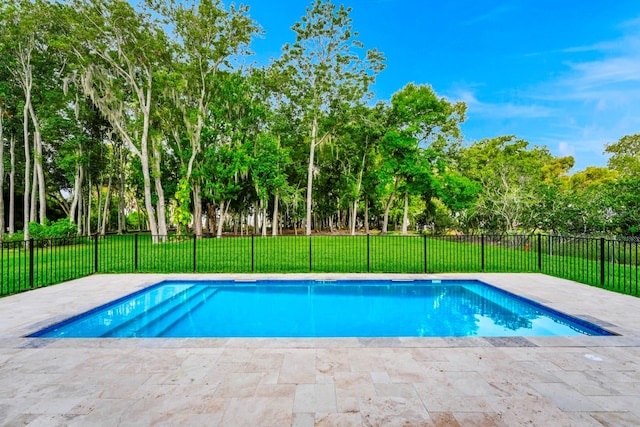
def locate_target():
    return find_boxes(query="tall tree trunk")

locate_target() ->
[70,165,83,224]
[261,198,267,237]
[134,197,143,231]
[101,174,112,235]
[382,192,395,235]
[23,102,30,241]
[152,142,167,240]
[138,87,159,242]
[382,178,399,235]
[401,192,409,235]
[30,155,37,223]
[207,202,215,234]
[87,177,92,236]
[364,199,369,234]
[272,193,279,237]
[192,183,202,237]
[0,108,4,239]
[76,187,83,234]
[117,145,126,234]
[351,150,366,235]
[28,104,45,224]
[96,180,103,233]
[9,135,15,234]
[305,116,318,236]
[253,202,259,234]
[350,201,358,235]
[216,200,229,238]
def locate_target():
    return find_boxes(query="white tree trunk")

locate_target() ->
[272,193,279,237]
[350,200,358,236]
[117,145,126,234]
[261,198,267,237]
[22,102,30,241]
[27,103,45,224]
[101,174,112,235]
[253,202,259,234]
[382,192,395,235]
[351,151,366,235]
[305,117,318,236]
[30,154,37,223]
[0,108,4,238]
[96,180,103,232]
[138,79,159,240]
[152,142,167,240]
[216,200,229,238]
[401,192,409,235]
[87,178,92,236]
[192,183,202,237]
[9,135,15,234]
[382,177,399,235]
[77,188,83,234]
[70,165,83,224]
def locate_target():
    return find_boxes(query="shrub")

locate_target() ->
[1,231,25,243]
[29,218,77,246]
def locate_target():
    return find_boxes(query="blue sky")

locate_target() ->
[246,0,640,172]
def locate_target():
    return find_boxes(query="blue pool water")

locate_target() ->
[30,280,613,338]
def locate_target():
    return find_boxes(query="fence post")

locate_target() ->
[309,235,312,272]
[193,234,197,272]
[423,234,427,273]
[600,237,605,285]
[94,235,99,273]
[481,234,485,271]
[537,234,542,270]
[134,234,139,271]
[251,234,255,272]
[29,239,34,289]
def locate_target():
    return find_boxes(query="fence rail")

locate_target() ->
[1,233,638,297]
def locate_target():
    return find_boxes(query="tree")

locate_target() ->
[338,104,385,234]
[63,0,171,242]
[158,0,260,237]
[200,72,265,237]
[605,134,640,179]
[251,134,291,236]
[459,136,574,233]
[378,84,466,234]
[0,64,21,235]
[0,0,57,239]
[274,0,384,235]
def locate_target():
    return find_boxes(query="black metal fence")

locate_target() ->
[1,233,638,297]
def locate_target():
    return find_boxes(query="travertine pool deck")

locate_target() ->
[2,273,640,426]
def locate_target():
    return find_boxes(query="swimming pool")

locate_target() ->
[30,279,613,338]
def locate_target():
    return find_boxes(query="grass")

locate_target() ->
[1,233,638,297]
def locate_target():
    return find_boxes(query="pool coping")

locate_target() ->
[3,272,640,348]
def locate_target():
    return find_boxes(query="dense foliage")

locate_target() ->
[0,0,638,240]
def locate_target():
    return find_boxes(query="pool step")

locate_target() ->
[101,285,209,337]
[134,287,219,337]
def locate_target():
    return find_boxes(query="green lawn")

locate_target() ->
[1,233,638,298]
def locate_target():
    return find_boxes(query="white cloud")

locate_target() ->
[451,16,640,170]
[558,141,575,158]
[451,88,554,119]
[540,22,640,103]
[566,56,640,89]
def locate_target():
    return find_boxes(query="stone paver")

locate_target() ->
[1,273,640,425]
